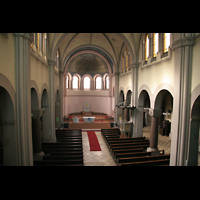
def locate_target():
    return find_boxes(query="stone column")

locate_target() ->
[170,33,194,166]
[48,59,57,142]
[147,109,162,152]
[131,62,139,137]
[14,33,33,166]
[114,71,119,123]
[59,70,64,126]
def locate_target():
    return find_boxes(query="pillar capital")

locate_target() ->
[148,108,162,118]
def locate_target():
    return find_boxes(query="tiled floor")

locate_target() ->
[143,126,200,166]
[82,127,200,166]
[82,130,116,166]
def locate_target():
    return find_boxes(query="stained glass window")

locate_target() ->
[145,34,149,61]
[73,75,78,89]
[106,76,109,89]
[154,33,159,57]
[164,33,170,53]
[84,77,90,89]
[96,76,102,89]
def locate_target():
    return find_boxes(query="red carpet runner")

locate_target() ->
[87,131,101,151]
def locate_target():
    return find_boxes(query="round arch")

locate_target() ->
[63,50,113,76]
[138,84,152,107]
[31,87,40,118]
[51,33,136,74]
[0,86,18,165]
[138,89,151,108]
[0,73,15,108]
[119,89,125,103]
[154,89,173,110]
[188,94,200,166]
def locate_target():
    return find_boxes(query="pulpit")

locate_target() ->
[73,116,79,123]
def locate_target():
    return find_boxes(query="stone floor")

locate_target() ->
[82,130,116,166]
[82,127,200,166]
[143,126,171,155]
[143,126,200,166]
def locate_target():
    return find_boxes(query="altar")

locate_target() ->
[83,116,95,123]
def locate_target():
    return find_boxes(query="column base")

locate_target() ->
[147,147,158,152]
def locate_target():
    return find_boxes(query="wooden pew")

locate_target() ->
[107,137,146,143]
[111,144,149,154]
[120,159,170,166]
[56,129,82,141]
[118,154,170,166]
[108,139,148,145]
[42,142,82,148]
[49,151,83,156]
[61,138,82,142]
[115,150,164,160]
[43,155,83,161]
[109,141,150,151]
[34,159,84,166]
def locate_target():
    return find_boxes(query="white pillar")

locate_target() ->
[14,33,33,166]
[48,59,57,142]
[170,34,194,166]
[114,71,119,123]
[131,63,139,137]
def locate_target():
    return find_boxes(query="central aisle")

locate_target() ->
[82,129,116,166]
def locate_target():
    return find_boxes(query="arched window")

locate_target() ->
[153,33,159,57]
[37,33,39,49]
[73,75,79,89]
[163,33,170,53]
[106,75,109,89]
[121,53,124,72]
[84,76,90,89]
[66,75,69,89]
[96,76,102,89]
[125,47,128,71]
[145,34,149,61]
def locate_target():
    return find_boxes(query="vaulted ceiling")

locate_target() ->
[48,33,141,74]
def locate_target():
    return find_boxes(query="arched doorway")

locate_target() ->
[55,89,60,128]
[188,95,200,166]
[118,90,125,121]
[0,86,18,166]
[125,90,132,122]
[41,89,49,142]
[152,89,173,153]
[31,88,42,155]
[155,90,173,137]
[138,90,151,138]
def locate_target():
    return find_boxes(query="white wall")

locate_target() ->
[0,33,15,90]
[192,35,200,92]
[30,52,49,93]
[64,95,111,115]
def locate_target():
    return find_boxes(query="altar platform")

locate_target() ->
[63,111,114,129]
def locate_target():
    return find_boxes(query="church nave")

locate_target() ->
[82,130,116,166]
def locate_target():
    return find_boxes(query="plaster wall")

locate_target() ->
[119,73,132,96]
[0,33,15,91]
[192,36,200,92]
[64,95,111,115]
[30,54,49,93]
[138,39,174,98]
